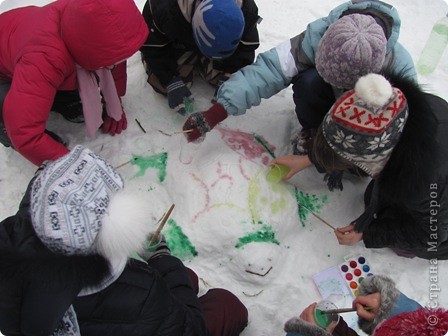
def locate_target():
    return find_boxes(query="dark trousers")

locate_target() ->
[188,269,248,336]
[142,51,224,95]
[51,90,81,111]
[292,67,336,130]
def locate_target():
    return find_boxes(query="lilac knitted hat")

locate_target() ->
[316,14,387,89]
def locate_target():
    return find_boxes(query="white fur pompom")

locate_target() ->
[355,74,393,108]
[96,190,153,260]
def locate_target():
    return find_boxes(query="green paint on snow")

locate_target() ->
[235,223,280,248]
[252,133,276,158]
[131,152,168,181]
[294,188,328,227]
[165,219,198,261]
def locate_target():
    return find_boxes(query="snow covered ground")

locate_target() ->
[0,0,447,335]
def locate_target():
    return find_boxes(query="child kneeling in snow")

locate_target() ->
[182,1,415,149]
[0,0,148,166]
[0,145,248,336]
[270,72,448,260]
[284,274,448,336]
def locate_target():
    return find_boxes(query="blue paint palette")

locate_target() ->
[338,255,373,297]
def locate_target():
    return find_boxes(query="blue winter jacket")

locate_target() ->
[217,0,416,117]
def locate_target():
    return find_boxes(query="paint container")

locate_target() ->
[265,164,291,183]
[179,136,202,164]
[142,232,163,253]
[314,300,340,329]
[184,97,195,114]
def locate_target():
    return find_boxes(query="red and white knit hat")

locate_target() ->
[322,74,408,177]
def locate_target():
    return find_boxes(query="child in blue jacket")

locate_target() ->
[182,0,415,147]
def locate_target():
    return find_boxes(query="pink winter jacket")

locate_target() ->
[0,0,148,166]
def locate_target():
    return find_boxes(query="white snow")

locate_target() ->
[0,0,447,335]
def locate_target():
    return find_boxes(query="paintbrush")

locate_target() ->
[173,129,194,135]
[299,203,336,230]
[323,307,372,314]
[148,204,175,246]
[115,159,132,169]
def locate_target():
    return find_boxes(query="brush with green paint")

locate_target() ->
[299,203,336,231]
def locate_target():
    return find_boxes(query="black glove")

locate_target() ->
[324,170,344,191]
[211,74,231,104]
[166,76,193,115]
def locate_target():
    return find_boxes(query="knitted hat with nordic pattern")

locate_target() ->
[322,74,408,177]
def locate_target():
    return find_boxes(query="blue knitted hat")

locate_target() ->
[192,0,244,59]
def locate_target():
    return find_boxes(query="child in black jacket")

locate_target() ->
[0,145,248,336]
[140,0,260,115]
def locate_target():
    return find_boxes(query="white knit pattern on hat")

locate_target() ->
[31,145,124,256]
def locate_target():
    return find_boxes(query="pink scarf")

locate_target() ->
[76,66,123,138]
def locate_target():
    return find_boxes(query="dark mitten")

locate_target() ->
[167,76,193,115]
[324,170,344,191]
[182,103,228,142]
[211,73,231,104]
[102,112,128,136]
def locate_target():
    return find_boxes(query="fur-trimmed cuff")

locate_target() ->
[358,275,400,334]
[284,317,332,336]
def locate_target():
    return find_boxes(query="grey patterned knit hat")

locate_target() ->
[31,144,154,262]
[316,14,387,89]
[322,74,408,177]
[30,145,124,255]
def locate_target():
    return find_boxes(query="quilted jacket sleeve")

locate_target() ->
[3,53,69,166]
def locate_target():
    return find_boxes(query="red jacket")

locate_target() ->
[0,0,148,165]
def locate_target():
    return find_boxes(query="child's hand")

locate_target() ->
[182,103,228,142]
[270,155,312,180]
[102,112,127,136]
[299,302,317,324]
[335,224,363,245]
[353,293,381,321]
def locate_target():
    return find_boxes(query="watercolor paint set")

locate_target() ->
[312,255,373,336]
[338,255,373,298]
[312,254,374,300]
